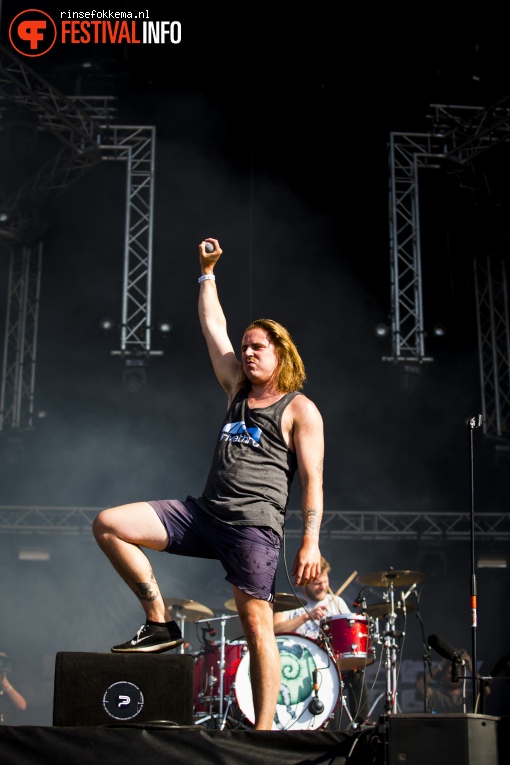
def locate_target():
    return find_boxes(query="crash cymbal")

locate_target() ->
[164,598,213,621]
[224,598,238,612]
[364,601,417,618]
[357,570,425,587]
[274,593,307,612]
[223,593,307,614]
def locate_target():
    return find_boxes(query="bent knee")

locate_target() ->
[92,508,116,539]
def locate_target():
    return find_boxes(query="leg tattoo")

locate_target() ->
[135,571,159,603]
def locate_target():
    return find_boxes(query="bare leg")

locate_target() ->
[92,502,172,622]
[232,586,280,731]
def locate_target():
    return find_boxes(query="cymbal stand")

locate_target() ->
[337,675,358,731]
[195,613,239,729]
[368,585,401,715]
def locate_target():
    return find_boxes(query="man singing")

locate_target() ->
[93,237,325,730]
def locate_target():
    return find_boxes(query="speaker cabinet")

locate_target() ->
[386,713,499,765]
[53,652,194,727]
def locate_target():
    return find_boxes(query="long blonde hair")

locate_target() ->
[240,318,306,393]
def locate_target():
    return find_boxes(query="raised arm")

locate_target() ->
[198,238,242,400]
[1,673,26,711]
[288,396,324,586]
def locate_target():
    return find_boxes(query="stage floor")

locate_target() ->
[0,714,508,765]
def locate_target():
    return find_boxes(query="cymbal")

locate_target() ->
[164,598,213,621]
[364,601,417,618]
[223,593,307,614]
[357,570,425,587]
[274,593,307,612]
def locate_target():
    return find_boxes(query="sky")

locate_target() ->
[0,10,510,723]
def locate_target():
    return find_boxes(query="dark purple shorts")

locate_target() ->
[148,497,281,602]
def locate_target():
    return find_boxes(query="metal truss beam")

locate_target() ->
[0,44,103,245]
[284,510,510,541]
[1,506,510,541]
[0,244,42,430]
[475,256,510,442]
[0,51,158,431]
[386,99,510,365]
[386,132,440,363]
[99,124,156,358]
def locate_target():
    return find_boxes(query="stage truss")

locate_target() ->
[0,505,509,541]
[386,100,510,445]
[0,45,158,432]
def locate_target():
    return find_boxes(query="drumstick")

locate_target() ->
[333,570,358,597]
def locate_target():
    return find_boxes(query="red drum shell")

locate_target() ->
[193,640,247,713]
[320,613,374,671]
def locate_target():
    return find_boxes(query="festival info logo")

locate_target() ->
[7,9,181,57]
[9,9,58,57]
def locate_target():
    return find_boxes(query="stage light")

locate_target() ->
[0,210,10,224]
[158,320,172,334]
[99,317,115,332]
[477,554,507,569]
[18,549,50,561]
[375,324,390,338]
[432,324,446,337]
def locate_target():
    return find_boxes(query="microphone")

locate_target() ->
[353,586,370,609]
[428,634,464,683]
[308,669,324,715]
[428,634,461,662]
[204,242,214,253]
[205,622,216,637]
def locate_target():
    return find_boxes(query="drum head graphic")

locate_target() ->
[234,633,340,730]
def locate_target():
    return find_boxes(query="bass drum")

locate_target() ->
[234,633,340,730]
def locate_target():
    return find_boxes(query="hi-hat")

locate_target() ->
[364,601,417,618]
[224,592,307,614]
[357,570,425,587]
[164,598,213,621]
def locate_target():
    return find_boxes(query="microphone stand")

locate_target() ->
[468,414,482,713]
[416,604,433,712]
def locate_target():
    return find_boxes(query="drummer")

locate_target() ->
[274,556,350,637]
[273,556,370,725]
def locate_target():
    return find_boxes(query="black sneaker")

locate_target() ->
[111,623,184,653]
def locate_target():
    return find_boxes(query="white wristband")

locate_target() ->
[198,274,215,283]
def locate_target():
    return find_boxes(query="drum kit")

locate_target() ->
[169,567,425,731]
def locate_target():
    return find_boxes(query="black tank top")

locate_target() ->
[192,389,301,536]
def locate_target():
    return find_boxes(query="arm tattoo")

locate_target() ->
[317,459,324,474]
[304,507,320,534]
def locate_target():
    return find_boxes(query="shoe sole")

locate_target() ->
[111,638,185,654]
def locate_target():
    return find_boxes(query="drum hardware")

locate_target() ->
[164,598,214,655]
[357,570,424,716]
[224,592,307,613]
[364,601,417,619]
[357,569,425,588]
[335,674,361,731]
[193,612,240,729]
